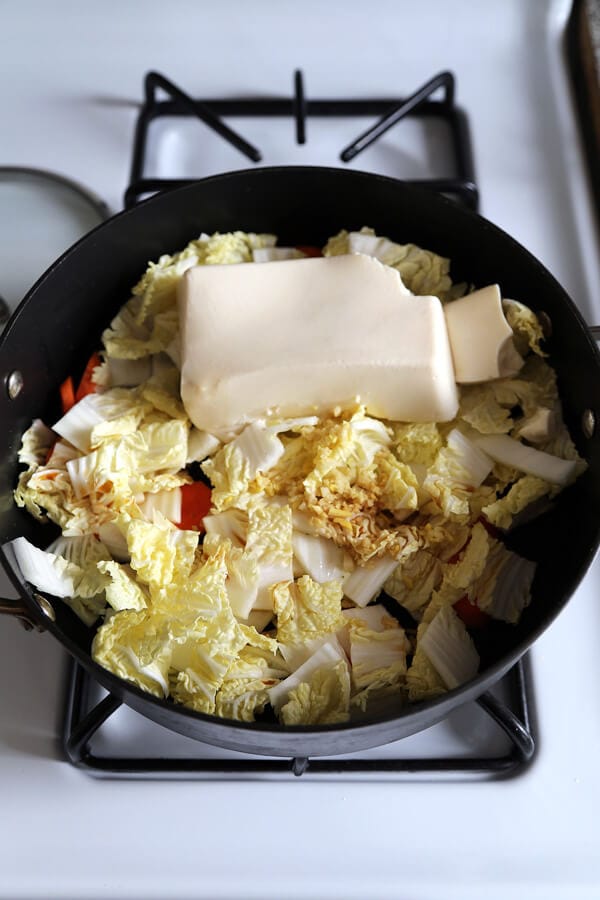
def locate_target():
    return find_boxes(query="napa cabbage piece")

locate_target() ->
[201,532,260,620]
[203,501,293,617]
[468,541,536,623]
[168,602,248,716]
[292,531,347,583]
[323,226,464,302]
[475,434,577,486]
[502,298,547,357]
[268,638,347,712]
[140,487,182,524]
[405,642,448,702]
[265,407,424,563]
[18,419,56,468]
[245,501,293,609]
[18,387,192,538]
[419,604,480,689]
[6,534,108,626]
[139,366,188,421]
[393,422,443,468]
[93,547,250,714]
[97,560,149,612]
[343,555,400,608]
[384,549,443,620]
[53,390,151,453]
[422,429,495,519]
[482,476,553,530]
[432,522,492,606]
[215,643,288,722]
[92,608,173,696]
[187,428,221,463]
[202,421,285,510]
[348,618,410,711]
[253,246,303,262]
[126,514,199,588]
[279,659,351,726]
[273,575,345,648]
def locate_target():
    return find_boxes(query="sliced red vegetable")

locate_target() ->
[75,352,102,402]
[177,482,212,531]
[296,245,322,257]
[453,594,491,629]
[59,376,76,414]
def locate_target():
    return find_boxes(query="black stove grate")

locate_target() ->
[62,656,535,780]
[59,69,536,780]
[125,69,479,209]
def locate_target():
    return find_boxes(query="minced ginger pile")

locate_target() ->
[10,228,586,726]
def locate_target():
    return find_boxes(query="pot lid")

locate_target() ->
[0,167,110,330]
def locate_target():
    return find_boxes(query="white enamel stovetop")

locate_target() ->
[2,2,600,898]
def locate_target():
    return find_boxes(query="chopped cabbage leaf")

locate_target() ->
[264,407,423,562]
[406,630,447,702]
[469,542,536,623]
[92,608,172,696]
[475,434,577,486]
[393,422,443,467]
[342,604,400,632]
[482,475,553,530]
[323,226,463,302]
[140,487,182,524]
[349,619,410,711]
[384,549,443,619]
[6,535,107,626]
[18,419,56,468]
[97,560,149,611]
[273,575,344,647]
[292,531,346,583]
[187,428,221,463]
[422,429,494,519]
[458,383,514,435]
[502,298,547,357]
[202,421,285,511]
[419,604,480,689]
[268,639,346,712]
[343,555,400,608]
[280,659,351,726]
[126,514,199,588]
[253,246,303,262]
[215,643,287,722]
[245,501,293,609]
[431,522,492,608]
[94,548,248,713]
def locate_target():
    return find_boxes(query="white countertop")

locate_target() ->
[2,1,600,898]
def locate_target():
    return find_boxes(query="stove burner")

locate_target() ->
[125,69,478,209]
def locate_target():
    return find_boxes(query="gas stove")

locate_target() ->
[1,1,600,898]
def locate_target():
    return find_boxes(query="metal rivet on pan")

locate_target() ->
[537,311,552,339]
[6,370,24,400]
[32,592,56,622]
[582,409,596,439]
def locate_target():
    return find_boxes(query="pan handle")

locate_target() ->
[0,593,54,631]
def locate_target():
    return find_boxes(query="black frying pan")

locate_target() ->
[1,166,599,757]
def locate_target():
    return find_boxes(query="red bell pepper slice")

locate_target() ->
[75,352,102,402]
[59,376,76,414]
[296,245,322,257]
[453,594,491,629]
[177,482,212,531]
